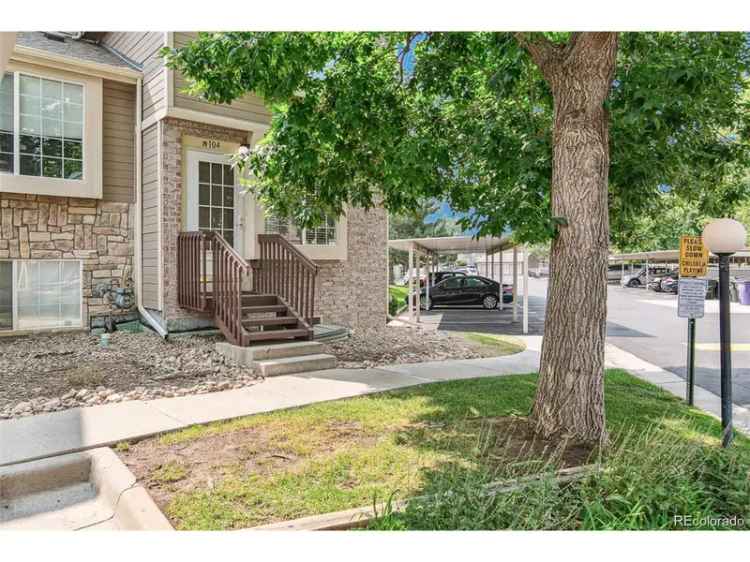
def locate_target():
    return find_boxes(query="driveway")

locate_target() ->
[410,277,750,408]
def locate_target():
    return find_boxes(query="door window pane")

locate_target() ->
[223,164,234,185]
[199,184,210,205]
[15,260,81,330]
[199,161,210,183]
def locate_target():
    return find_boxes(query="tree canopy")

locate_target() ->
[166,32,750,245]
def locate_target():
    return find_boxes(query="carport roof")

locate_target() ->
[388,235,515,255]
[609,248,750,262]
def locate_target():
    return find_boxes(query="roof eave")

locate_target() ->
[10,44,142,83]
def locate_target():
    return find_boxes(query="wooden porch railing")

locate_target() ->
[177,231,252,346]
[177,231,210,312]
[177,231,319,346]
[210,233,252,346]
[256,234,318,324]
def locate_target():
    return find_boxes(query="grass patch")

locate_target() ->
[460,332,526,355]
[121,370,750,530]
[152,461,188,483]
[388,285,409,316]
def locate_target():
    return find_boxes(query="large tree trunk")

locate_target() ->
[518,33,618,444]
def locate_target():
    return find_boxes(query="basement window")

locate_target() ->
[0,259,82,331]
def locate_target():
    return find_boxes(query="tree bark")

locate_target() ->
[518,33,619,445]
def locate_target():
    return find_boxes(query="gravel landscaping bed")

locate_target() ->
[0,326,523,420]
[0,331,259,419]
[323,326,521,369]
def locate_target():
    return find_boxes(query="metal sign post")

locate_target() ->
[686,318,696,405]
[678,277,707,405]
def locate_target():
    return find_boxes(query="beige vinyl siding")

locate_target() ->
[102,80,136,203]
[172,32,271,125]
[101,32,166,122]
[141,123,160,309]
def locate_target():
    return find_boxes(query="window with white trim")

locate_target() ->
[0,72,84,180]
[0,259,82,331]
[264,214,337,246]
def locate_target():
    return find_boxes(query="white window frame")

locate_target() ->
[256,207,348,261]
[13,71,86,182]
[0,62,102,199]
[0,259,83,332]
[264,214,338,247]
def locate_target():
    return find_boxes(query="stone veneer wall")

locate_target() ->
[314,205,388,333]
[160,117,249,329]
[0,193,134,324]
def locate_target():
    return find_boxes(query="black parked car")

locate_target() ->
[407,275,513,310]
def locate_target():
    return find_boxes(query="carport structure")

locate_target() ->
[387,235,532,334]
[609,248,750,287]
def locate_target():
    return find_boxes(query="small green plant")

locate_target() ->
[114,441,130,452]
[152,461,188,484]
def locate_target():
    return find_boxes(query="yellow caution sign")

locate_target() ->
[679,236,708,278]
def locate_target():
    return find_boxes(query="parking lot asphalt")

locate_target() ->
[606,281,750,408]
[407,277,750,408]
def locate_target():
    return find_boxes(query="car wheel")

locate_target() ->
[482,294,498,309]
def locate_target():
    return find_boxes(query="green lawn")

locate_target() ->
[121,370,750,530]
[388,284,409,315]
[461,332,527,355]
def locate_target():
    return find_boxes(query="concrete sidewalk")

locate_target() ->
[1,338,543,467]
[3,335,748,468]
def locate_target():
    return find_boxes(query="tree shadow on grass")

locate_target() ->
[360,369,750,529]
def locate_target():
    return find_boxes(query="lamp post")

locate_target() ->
[702,218,748,448]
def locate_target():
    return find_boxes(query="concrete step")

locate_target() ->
[242,304,287,315]
[242,316,300,328]
[246,328,310,342]
[215,340,324,364]
[241,294,278,307]
[255,353,337,377]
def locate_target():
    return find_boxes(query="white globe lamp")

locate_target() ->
[702,218,747,255]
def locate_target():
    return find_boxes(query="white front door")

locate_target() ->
[185,150,242,254]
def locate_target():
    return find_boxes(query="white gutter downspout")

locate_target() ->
[134,77,167,338]
[0,32,17,76]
